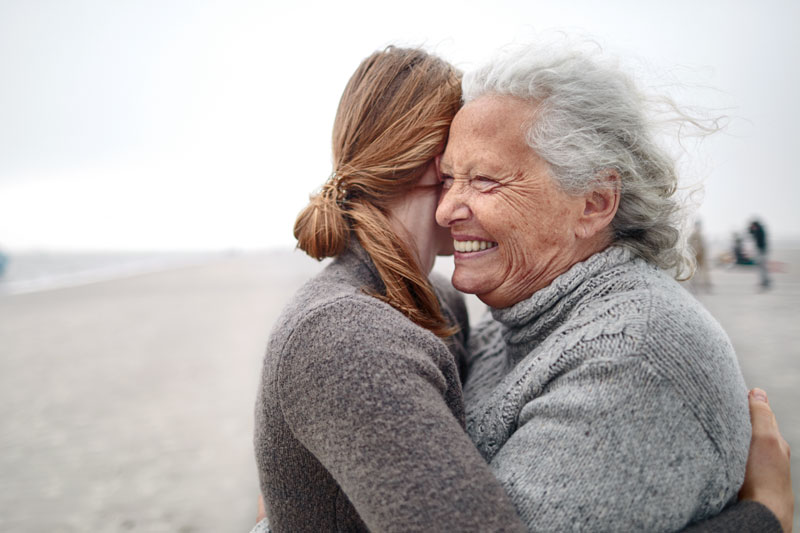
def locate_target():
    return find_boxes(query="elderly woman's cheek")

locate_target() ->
[500,185,543,218]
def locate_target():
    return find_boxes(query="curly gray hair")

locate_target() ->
[463,44,693,277]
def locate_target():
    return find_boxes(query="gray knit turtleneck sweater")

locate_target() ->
[464,246,752,532]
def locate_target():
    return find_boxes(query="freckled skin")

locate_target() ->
[436,95,609,308]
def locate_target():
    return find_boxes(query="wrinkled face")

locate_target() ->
[388,160,454,274]
[435,95,590,308]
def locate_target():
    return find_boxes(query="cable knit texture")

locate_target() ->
[253,241,525,533]
[465,246,752,532]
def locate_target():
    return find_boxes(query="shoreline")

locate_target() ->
[0,249,299,297]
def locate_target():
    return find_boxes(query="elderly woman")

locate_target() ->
[435,45,781,531]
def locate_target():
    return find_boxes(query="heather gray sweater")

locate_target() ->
[464,246,753,532]
[253,242,526,532]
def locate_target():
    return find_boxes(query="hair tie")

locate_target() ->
[328,171,348,208]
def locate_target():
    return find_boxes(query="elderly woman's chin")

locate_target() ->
[450,243,592,308]
[449,248,514,308]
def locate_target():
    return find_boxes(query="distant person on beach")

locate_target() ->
[689,219,711,292]
[252,46,793,533]
[733,232,756,265]
[749,218,771,289]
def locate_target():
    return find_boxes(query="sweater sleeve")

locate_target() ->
[487,356,734,532]
[681,501,783,533]
[277,298,525,533]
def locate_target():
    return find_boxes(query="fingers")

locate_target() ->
[740,388,794,533]
[750,387,769,404]
[748,388,779,439]
[747,388,791,463]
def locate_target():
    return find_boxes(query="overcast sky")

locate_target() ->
[1,0,798,251]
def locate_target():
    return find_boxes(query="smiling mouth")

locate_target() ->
[453,239,498,253]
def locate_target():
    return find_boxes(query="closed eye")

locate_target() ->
[472,176,499,192]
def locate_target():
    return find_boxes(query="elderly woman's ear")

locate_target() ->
[574,171,620,241]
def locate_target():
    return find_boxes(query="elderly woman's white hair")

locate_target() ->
[463,43,704,278]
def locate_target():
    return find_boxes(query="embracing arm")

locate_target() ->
[681,501,782,533]
[277,299,525,532]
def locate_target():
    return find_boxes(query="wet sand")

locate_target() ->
[0,248,797,532]
[0,251,326,533]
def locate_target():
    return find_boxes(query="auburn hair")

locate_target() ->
[294,46,462,337]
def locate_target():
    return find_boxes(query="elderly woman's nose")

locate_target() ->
[436,185,468,226]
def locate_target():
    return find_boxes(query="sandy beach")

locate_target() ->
[0,247,797,532]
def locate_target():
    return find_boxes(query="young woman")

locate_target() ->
[254,46,526,532]
[253,46,792,532]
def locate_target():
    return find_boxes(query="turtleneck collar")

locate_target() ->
[490,246,635,364]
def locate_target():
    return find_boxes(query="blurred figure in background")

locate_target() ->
[731,232,755,266]
[749,218,771,289]
[0,248,7,279]
[688,219,711,292]
[733,233,747,265]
